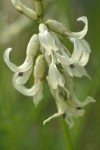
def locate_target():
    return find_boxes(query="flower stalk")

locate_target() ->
[62,119,73,150]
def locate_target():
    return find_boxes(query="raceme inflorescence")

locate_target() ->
[4,0,95,128]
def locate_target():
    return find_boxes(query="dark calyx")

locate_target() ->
[62,113,66,119]
[18,72,23,76]
[77,107,82,110]
[69,64,75,68]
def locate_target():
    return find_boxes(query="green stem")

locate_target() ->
[61,119,73,150]
[34,0,44,19]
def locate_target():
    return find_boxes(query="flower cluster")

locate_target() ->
[4,16,95,127]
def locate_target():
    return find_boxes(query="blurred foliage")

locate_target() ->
[0,0,100,150]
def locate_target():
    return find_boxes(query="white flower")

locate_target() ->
[13,73,41,96]
[46,16,88,40]
[38,23,58,55]
[43,82,95,127]
[3,48,33,72]
[15,67,33,85]
[69,38,91,66]
[3,15,95,127]
[43,71,95,127]
[56,39,91,67]
[48,62,65,89]
[3,34,39,85]
[65,16,88,39]
[3,34,44,106]
[63,64,90,78]
[13,73,43,107]
[4,34,39,72]
[12,54,46,106]
[47,31,90,78]
[54,38,91,78]
[43,85,83,127]
[44,16,90,78]
[38,23,90,79]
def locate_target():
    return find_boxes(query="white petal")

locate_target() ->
[18,57,33,71]
[39,24,58,55]
[72,95,96,107]
[79,51,89,66]
[63,64,90,78]
[3,48,19,72]
[39,23,48,33]
[56,53,70,65]
[81,39,91,53]
[33,82,43,107]
[63,86,70,98]
[66,16,88,39]
[15,66,33,85]
[39,30,58,52]
[69,39,91,66]
[48,63,59,89]
[67,66,82,77]
[78,40,91,66]
[54,38,90,67]
[26,34,39,57]
[74,65,91,79]
[50,32,63,49]
[13,74,41,96]
[44,52,52,65]
[65,117,74,128]
[51,32,71,56]
[75,109,85,117]
[70,38,83,64]
[4,48,33,72]
[43,112,63,125]
[48,63,65,89]
[63,65,74,77]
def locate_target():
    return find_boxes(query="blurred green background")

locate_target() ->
[0,0,100,150]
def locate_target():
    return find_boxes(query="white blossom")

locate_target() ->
[46,16,88,39]
[38,23,58,55]
[3,34,39,85]
[65,16,88,39]
[3,48,33,72]
[43,73,95,127]
[48,62,65,89]
[15,67,33,85]
[4,15,95,127]
[12,55,46,106]
[13,73,43,107]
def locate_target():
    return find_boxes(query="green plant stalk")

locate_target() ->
[34,0,44,18]
[61,119,73,150]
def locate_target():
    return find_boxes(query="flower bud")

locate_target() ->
[34,55,47,82]
[26,34,39,58]
[46,19,67,35]
[34,0,43,18]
